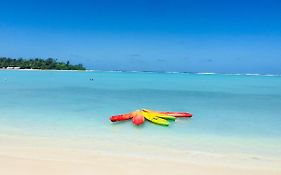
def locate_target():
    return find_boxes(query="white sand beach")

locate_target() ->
[0,134,280,175]
[1,150,280,175]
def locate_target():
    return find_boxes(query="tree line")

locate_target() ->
[0,57,86,70]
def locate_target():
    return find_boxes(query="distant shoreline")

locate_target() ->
[0,57,86,70]
[0,68,87,72]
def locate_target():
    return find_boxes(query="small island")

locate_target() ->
[0,57,86,70]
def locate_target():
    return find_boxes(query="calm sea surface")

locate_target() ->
[0,70,281,158]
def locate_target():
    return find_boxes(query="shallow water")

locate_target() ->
[0,70,281,159]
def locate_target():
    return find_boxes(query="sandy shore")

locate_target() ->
[0,134,280,175]
[1,151,280,175]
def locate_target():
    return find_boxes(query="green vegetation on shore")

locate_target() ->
[0,57,86,70]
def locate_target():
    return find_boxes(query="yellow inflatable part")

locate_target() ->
[142,109,176,120]
[142,110,169,126]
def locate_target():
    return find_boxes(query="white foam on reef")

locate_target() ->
[195,72,217,75]
[104,70,123,73]
[245,73,261,76]
[241,73,281,77]
[263,74,280,77]
[92,70,281,77]
[49,69,281,77]
[1,67,280,77]
[216,73,281,77]
[166,71,181,74]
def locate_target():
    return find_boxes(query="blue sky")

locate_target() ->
[0,0,281,73]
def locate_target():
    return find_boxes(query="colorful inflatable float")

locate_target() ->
[110,109,192,126]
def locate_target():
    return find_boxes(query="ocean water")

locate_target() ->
[0,70,281,159]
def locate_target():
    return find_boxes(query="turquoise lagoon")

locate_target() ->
[0,70,281,159]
